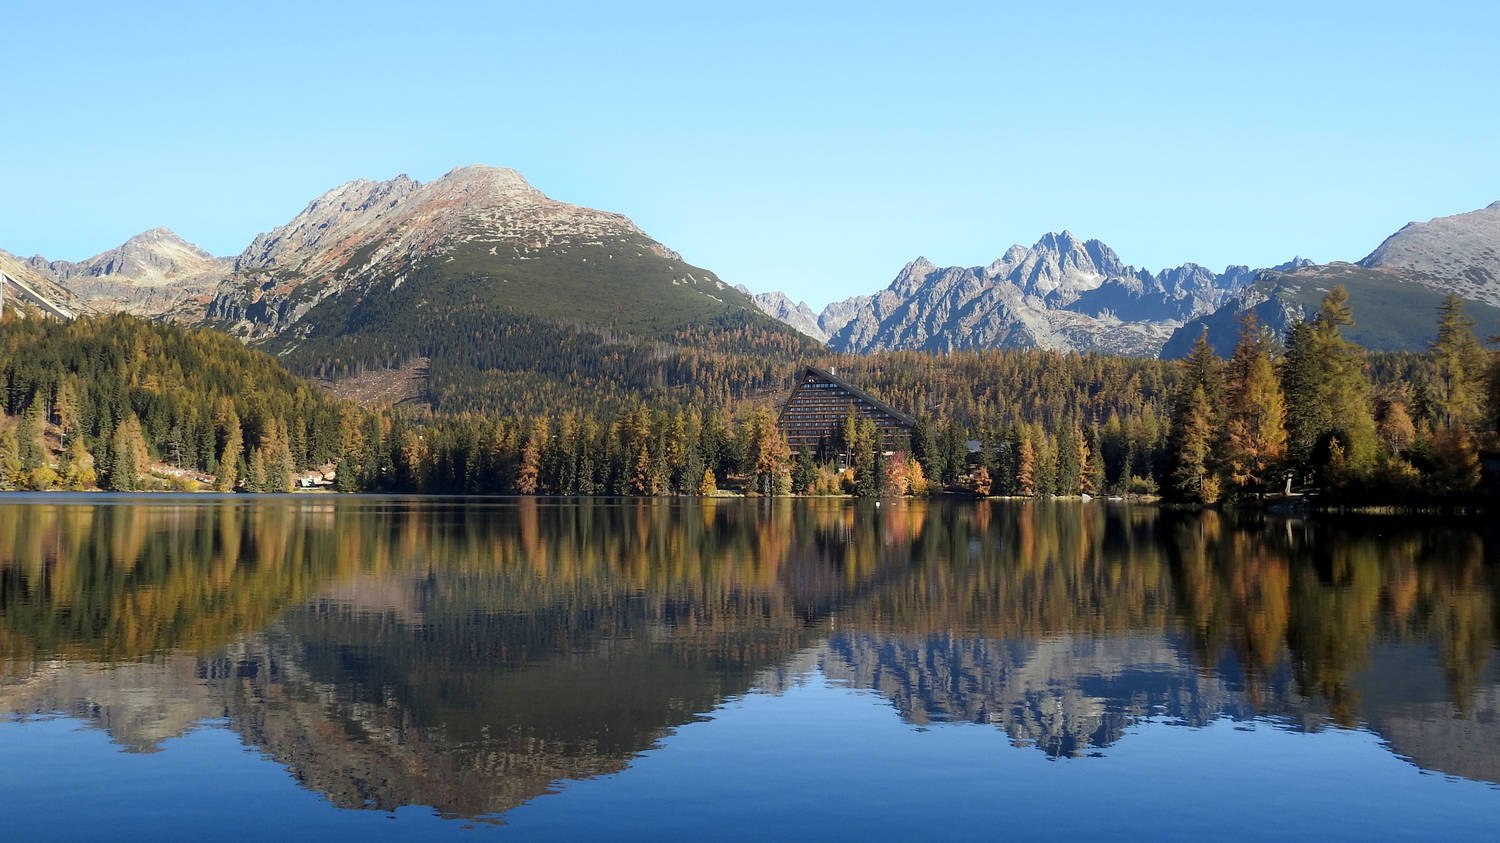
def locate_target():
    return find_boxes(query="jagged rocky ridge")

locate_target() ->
[3,165,769,336]
[3,227,228,317]
[753,232,1292,356]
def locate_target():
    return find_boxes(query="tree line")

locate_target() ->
[1,289,1496,502]
[1161,287,1498,503]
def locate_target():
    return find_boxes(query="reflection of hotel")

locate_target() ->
[777,366,915,456]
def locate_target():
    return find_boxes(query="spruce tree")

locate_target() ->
[105,416,148,491]
[18,402,44,472]
[0,426,22,490]
[1280,319,1325,470]
[1429,294,1486,429]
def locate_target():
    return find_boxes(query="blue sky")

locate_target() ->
[4,1,1497,308]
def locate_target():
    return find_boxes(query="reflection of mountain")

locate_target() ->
[819,632,1263,756]
[816,631,1500,783]
[2,497,1498,818]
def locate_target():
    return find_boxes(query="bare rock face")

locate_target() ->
[211,164,684,335]
[1359,201,1500,306]
[235,165,647,279]
[813,234,1264,357]
[10,227,230,316]
[0,249,88,317]
[743,288,827,342]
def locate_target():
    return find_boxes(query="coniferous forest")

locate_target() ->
[1,286,1496,506]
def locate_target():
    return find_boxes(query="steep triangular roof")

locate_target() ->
[795,366,916,427]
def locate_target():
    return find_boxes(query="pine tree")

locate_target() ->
[1280,319,1325,471]
[1223,314,1287,495]
[1171,385,1218,503]
[517,419,544,494]
[105,416,149,491]
[334,457,358,492]
[1310,286,1378,475]
[60,434,96,490]
[698,467,717,497]
[1429,294,1486,429]
[792,446,817,495]
[854,417,879,497]
[1169,333,1224,500]
[214,423,242,492]
[0,426,22,490]
[1056,424,1081,495]
[1015,436,1036,497]
[246,448,266,493]
[17,402,44,472]
[53,378,80,445]
[1082,425,1106,495]
[262,419,294,492]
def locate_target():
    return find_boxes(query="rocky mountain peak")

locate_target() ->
[1358,201,1500,305]
[123,226,197,248]
[434,164,540,202]
[52,227,221,282]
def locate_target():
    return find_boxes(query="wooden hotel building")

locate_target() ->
[777,366,916,457]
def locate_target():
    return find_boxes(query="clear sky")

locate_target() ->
[4,1,1497,309]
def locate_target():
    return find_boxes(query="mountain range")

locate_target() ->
[750,202,1500,358]
[1,165,815,412]
[3,168,1497,403]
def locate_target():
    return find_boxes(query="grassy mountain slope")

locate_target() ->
[1162,264,1500,358]
[257,238,820,415]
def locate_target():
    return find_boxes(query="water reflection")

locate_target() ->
[1,497,1497,819]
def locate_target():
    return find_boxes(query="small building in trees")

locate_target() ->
[777,366,915,458]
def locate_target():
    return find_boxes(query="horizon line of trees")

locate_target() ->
[2,294,1498,502]
[1161,287,1498,503]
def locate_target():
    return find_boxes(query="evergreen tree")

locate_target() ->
[1082,425,1106,495]
[1169,333,1224,501]
[0,426,22,490]
[214,423,243,492]
[1223,314,1288,495]
[1056,424,1081,495]
[334,457,359,492]
[1280,319,1325,471]
[1171,385,1218,503]
[262,419,295,492]
[517,419,545,494]
[246,448,267,493]
[53,377,80,444]
[105,416,149,491]
[60,434,96,490]
[17,402,44,472]
[1310,286,1378,475]
[910,417,942,482]
[854,417,879,497]
[1429,294,1486,429]
[792,446,817,495]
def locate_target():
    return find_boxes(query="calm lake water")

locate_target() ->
[1,496,1498,840]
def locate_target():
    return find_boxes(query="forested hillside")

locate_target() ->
[0,314,360,492]
[2,285,1496,505]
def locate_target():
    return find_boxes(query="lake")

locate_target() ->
[1,496,1497,840]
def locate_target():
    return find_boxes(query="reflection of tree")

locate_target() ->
[0,498,1497,809]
